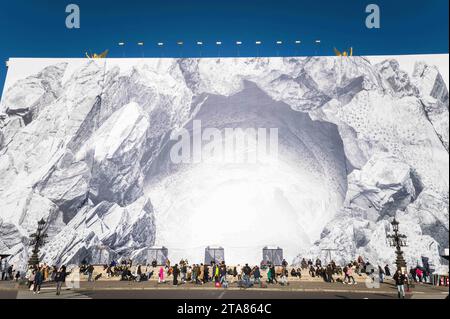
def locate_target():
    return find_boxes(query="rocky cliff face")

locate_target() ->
[0,56,448,270]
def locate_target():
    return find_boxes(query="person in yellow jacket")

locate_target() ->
[43,265,49,282]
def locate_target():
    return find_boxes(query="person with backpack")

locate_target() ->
[393,270,407,299]
[55,266,66,296]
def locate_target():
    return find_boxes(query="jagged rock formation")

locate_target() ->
[0,56,448,270]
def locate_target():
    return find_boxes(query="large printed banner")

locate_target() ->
[0,55,448,270]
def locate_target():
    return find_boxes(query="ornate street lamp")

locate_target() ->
[386,218,407,271]
[28,218,48,267]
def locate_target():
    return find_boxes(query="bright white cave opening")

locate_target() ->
[148,155,344,264]
[144,84,348,264]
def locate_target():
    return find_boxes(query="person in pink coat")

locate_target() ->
[158,267,165,283]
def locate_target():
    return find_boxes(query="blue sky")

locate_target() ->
[0,0,448,92]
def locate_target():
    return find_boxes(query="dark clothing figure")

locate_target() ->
[301,258,308,269]
[204,264,209,283]
[34,270,43,293]
[384,265,391,277]
[55,267,66,295]
[309,266,316,277]
[253,267,261,283]
[87,265,94,282]
[326,265,334,282]
[270,266,277,284]
[172,265,180,286]
[393,272,407,299]
[315,259,322,267]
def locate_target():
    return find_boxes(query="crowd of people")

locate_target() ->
[298,256,393,285]
[79,256,386,289]
[0,255,437,298]
[0,257,17,281]
[18,264,67,295]
[77,257,297,288]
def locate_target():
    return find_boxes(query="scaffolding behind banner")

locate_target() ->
[262,246,283,266]
[204,246,225,264]
[147,246,169,265]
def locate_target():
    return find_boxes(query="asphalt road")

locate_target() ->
[81,289,400,299]
[0,290,18,299]
[0,287,418,299]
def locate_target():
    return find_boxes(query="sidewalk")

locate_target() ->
[3,278,447,295]
[1,279,448,299]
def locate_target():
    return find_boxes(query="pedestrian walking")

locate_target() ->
[181,263,187,283]
[219,262,227,287]
[158,266,165,283]
[343,264,356,284]
[384,264,391,277]
[253,266,261,286]
[172,264,180,286]
[7,265,13,281]
[33,267,43,294]
[87,264,94,282]
[1,258,8,280]
[25,266,34,288]
[393,270,407,299]
[55,266,66,296]
[198,264,205,284]
[204,264,209,283]
[378,265,385,283]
